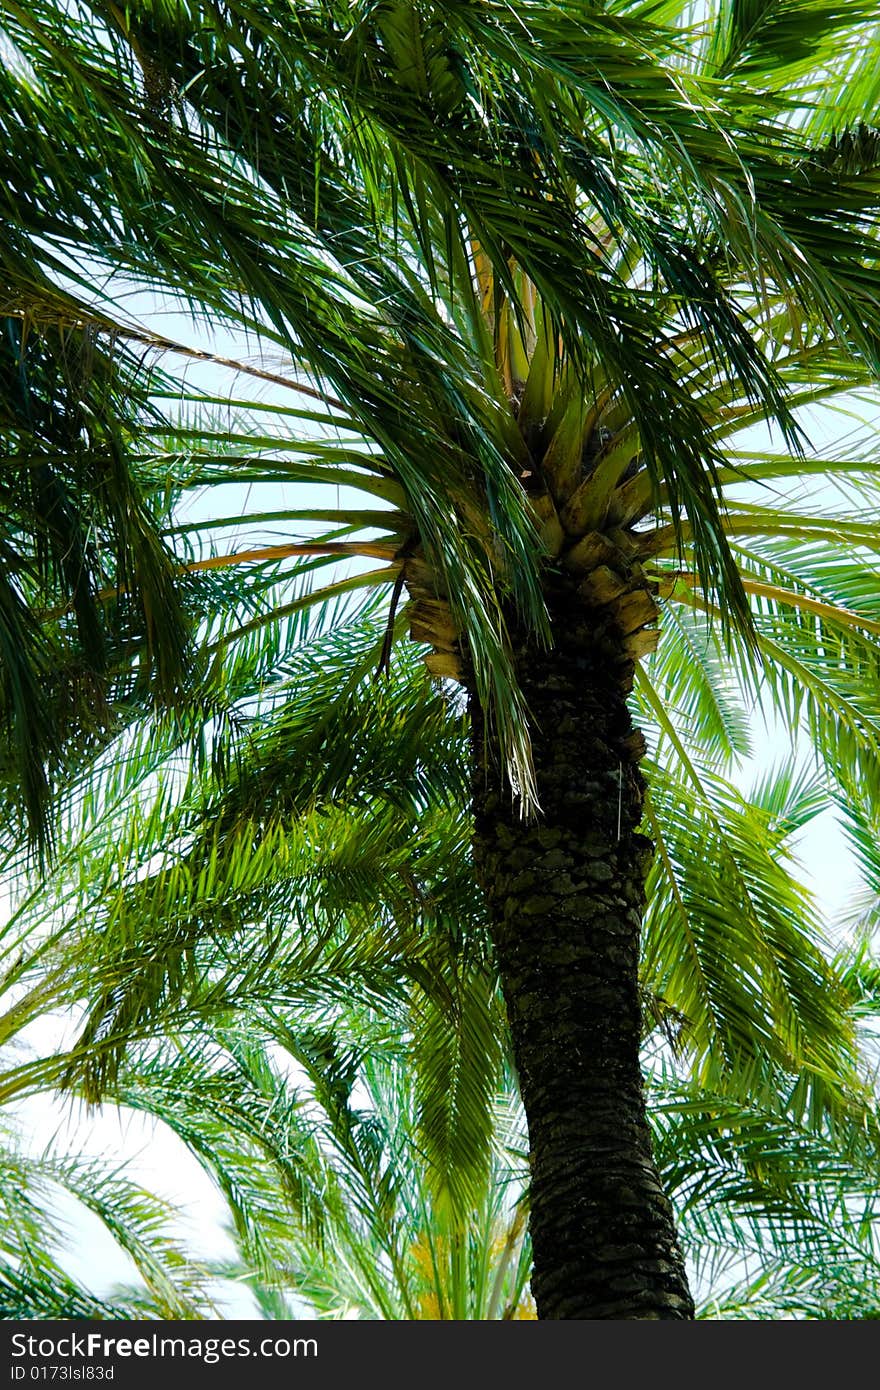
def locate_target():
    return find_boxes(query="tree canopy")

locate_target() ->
[4,0,880,1318]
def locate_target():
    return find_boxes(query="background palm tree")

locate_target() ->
[4,0,880,1316]
[0,1115,218,1319]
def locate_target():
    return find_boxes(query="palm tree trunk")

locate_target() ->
[470,572,694,1320]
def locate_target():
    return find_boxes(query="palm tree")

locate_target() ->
[195,1050,880,1322]
[3,617,879,1321]
[4,0,880,1316]
[6,642,880,1323]
[83,1022,880,1323]
[8,811,880,1325]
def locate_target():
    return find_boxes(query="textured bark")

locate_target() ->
[470,572,694,1320]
